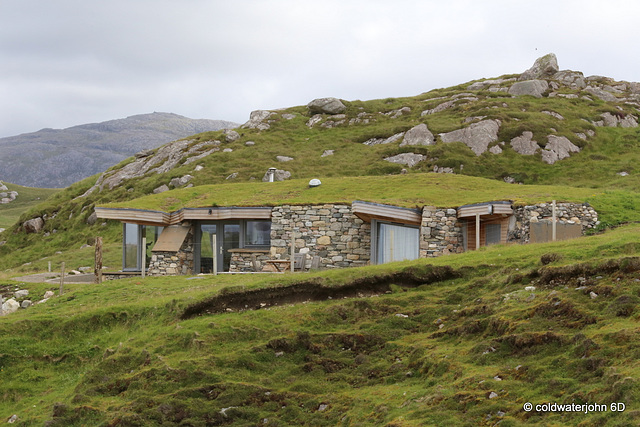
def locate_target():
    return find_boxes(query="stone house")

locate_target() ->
[94,200,598,275]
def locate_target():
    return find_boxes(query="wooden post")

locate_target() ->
[48,261,51,273]
[0,294,4,316]
[141,237,146,278]
[212,235,218,276]
[290,234,295,272]
[59,262,65,296]
[475,213,480,250]
[552,200,557,242]
[95,237,103,284]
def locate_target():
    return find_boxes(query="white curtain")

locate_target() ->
[377,223,419,264]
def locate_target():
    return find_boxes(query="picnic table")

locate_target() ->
[265,259,292,272]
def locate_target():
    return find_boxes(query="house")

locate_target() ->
[94,200,598,275]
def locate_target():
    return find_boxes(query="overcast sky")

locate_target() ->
[1,0,639,138]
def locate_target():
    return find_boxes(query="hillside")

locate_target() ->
[1,54,640,425]
[0,112,237,188]
[2,225,640,425]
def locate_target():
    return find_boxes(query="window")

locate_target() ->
[122,223,163,271]
[376,222,419,264]
[485,223,501,246]
[245,220,271,247]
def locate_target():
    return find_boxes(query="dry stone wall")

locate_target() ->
[420,206,464,257]
[148,229,195,276]
[509,202,598,243]
[270,205,371,269]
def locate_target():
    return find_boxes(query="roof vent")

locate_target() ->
[309,179,321,188]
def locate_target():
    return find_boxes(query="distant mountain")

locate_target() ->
[0,112,238,188]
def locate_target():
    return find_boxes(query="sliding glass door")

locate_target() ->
[376,222,419,264]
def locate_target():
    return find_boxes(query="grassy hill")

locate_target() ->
[2,55,640,425]
[0,182,60,230]
[2,224,640,425]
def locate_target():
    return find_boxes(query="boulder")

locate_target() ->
[262,169,291,182]
[321,150,335,157]
[1,298,20,315]
[540,135,580,164]
[86,212,98,225]
[400,123,435,146]
[23,217,44,234]
[14,289,29,299]
[43,291,55,299]
[307,97,346,115]
[383,153,426,168]
[510,131,540,155]
[306,114,323,128]
[363,132,404,146]
[519,53,559,81]
[242,110,275,130]
[153,184,170,194]
[0,181,7,191]
[21,300,32,309]
[223,129,240,143]
[553,70,586,89]
[439,119,501,156]
[170,175,193,188]
[584,86,618,102]
[508,80,549,98]
[276,156,294,162]
[599,112,638,128]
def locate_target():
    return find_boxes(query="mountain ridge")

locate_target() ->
[0,112,238,188]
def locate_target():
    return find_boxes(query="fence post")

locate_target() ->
[290,234,295,272]
[59,262,65,296]
[475,213,480,250]
[95,237,103,284]
[552,200,557,242]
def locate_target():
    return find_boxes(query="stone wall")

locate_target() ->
[420,206,464,257]
[509,202,598,243]
[229,249,271,272]
[148,228,195,275]
[270,204,371,269]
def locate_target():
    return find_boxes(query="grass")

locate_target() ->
[3,224,640,425]
[0,182,60,229]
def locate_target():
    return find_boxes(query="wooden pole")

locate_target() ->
[475,213,480,250]
[141,237,146,278]
[552,200,557,242]
[59,262,65,296]
[212,235,218,276]
[48,261,51,273]
[0,294,4,316]
[95,236,103,284]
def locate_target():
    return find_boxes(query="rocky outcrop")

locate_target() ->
[552,70,586,89]
[519,53,559,81]
[23,217,44,234]
[584,86,618,102]
[77,139,222,197]
[307,98,347,115]
[400,123,435,146]
[439,119,501,156]
[169,175,193,188]
[540,135,580,164]
[508,80,549,98]
[594,112,638,128]
[242,110,276,130]
[383,153,426,168]
[510,131,540,155]
[363,133,404,146]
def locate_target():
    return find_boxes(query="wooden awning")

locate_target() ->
[457,201,513,218]
[152,225,190,252]
[95,206,272,226]
[352,200,422,225]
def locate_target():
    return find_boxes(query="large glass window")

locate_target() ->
[123,223,163,271]
[376,222,419,264]
[124,223,140,271]
[245,220,271,247]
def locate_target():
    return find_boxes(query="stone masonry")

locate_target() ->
[509,202,598,243]
[148,228,195,275]
[420,206,464,257]
[270,204,371,269]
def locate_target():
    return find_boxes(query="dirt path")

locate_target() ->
[15,272,96,284]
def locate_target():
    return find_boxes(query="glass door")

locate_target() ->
[221,222,240,271]
[198,224,217,273]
